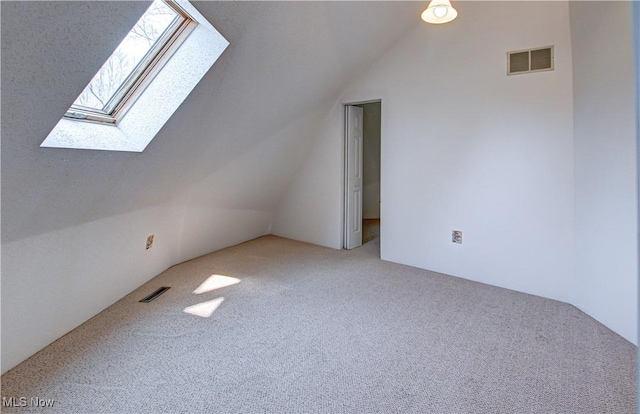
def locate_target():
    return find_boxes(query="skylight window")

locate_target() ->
[65,0,194,125]
[42,0,229,152]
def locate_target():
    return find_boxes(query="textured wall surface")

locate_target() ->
[278,0,575,300]
[570,1,638,344]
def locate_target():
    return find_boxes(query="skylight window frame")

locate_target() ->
[64,0,196,126]
[42,0,229,152]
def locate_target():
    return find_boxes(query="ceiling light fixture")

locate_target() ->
[421,0,458,24]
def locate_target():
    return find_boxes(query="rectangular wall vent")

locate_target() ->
[508,46,554,75]
[140,287,171,303]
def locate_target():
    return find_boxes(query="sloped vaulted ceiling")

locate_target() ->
[1,1,425,371]
[2,1,424,245]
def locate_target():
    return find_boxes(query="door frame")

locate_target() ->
[343,99,382,249]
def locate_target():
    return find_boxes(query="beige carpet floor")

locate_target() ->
[1,235,636,413]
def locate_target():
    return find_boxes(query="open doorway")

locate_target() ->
[343,101,381,251]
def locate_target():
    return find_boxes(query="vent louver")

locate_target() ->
[508,46,554,75]
[509,51,529,74]
[140,287,171,303]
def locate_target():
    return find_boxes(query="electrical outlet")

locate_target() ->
[146,234,155,250]
[452,230,462,244]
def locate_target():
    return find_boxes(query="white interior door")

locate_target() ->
[344,105,363,249]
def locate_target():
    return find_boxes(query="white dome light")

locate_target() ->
[421,0,458,24]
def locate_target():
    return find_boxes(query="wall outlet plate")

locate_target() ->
[452,230,462,244]
[146,234,155,250]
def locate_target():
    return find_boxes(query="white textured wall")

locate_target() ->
[348,1,576,302]
[271,103,345,249]
[570,1,637,344]
[1,206,182,372]
[276,1,576,301]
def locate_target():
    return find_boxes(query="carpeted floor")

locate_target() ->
[1,235,636,413]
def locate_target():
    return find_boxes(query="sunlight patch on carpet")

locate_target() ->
[193,274,240,294]
[183,297,225,318]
